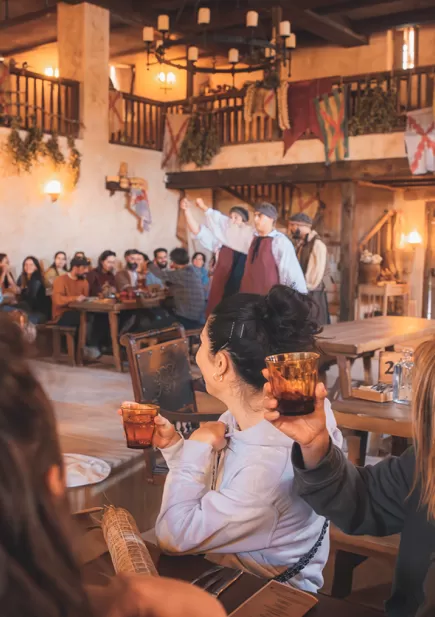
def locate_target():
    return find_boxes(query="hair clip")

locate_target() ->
[228,321,236,342]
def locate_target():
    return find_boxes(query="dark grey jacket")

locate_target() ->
[292,444,435,617]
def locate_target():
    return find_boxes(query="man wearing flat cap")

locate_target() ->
[185,198,307,300]
[289,212,330,324]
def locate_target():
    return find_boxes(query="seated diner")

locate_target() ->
[44,251,68,294]
[154,285,342,592]
[17,256,49,324]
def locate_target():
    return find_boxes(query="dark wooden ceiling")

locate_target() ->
[1,0,435,58]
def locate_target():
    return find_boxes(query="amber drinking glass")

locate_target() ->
[265,352,320,416]
[121,403,159,449]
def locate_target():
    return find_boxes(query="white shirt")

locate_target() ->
[155,400,342,592]
[203,209,308,293]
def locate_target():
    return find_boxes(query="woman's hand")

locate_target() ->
[189,422,227,451]
[262,372,330,468]
[153,414,181,449]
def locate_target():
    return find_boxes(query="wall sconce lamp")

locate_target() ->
[157,70,176,93]
[407,229,423,247]
[44,180,62,202]
[44,67,59,78]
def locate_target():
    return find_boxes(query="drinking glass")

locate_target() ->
[121,402,159,449]
[265,352,320,416]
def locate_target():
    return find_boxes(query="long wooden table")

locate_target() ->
[320,316,435,399]
[70,294,165,372]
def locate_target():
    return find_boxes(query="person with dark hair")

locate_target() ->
[289,212,330,325]
[44,251,68,294]
[52,256,89,327]
[192,251,209,288]
[0,312,228,617]
[115,249,141,292]
[149,247,206,329]
[0,253,20,303]
[181,199,249,316]
[153,248,168,270]
[17,256,49,323]
[87,250,116,296]
[153,285,342,591]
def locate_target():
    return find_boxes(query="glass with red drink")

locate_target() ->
[265,352,320,416]
[121,402,159,449]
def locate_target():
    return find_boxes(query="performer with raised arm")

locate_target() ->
[181,198,250,315]
[192,197,307,297]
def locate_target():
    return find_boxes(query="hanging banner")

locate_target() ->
[315,87,349,165]
[405,107,435,175]
[162,113,191,171]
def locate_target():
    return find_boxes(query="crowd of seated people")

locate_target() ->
[0,246,210,354]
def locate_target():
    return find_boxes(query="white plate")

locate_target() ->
[64,453,111,488]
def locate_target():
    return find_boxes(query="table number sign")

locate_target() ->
[379,352,402,385]
[229,581,318,617]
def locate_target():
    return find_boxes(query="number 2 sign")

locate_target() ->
[379,352,402,385]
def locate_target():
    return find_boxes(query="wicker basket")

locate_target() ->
[359,263,381,285]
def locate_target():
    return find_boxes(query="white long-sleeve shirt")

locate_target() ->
[203,209,307,293]
[155,401,342,592]
[303,231,328,291]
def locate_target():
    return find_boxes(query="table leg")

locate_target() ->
[337,356,352,399]
[362,355,373,385]
[76,311,87,366]
[109,312,123,372]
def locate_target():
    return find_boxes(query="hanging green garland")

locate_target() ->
[4,122,81,186]
[179,112,220,168]
[349,84,401,136]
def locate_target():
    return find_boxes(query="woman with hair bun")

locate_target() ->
[153,285,342,592]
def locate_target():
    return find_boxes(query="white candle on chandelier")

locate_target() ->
[228,48,239,64]
[246,10,258,28]
[157,14,169,32]
[198,7,210,24]
[143,27,154,42]
[279,20,291,37]
[188,46,199,62]
[286,33,296,48]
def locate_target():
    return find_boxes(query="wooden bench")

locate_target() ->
[42,324,76,367]
[330,524,399,598]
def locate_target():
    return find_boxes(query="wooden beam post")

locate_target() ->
[186,46,194,98]
[340,181,358,322]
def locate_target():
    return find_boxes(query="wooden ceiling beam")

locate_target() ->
[165,158,413,190]
[1,37,57,56]
[0,6,56,30]
[357,6,435,33]
[315,0,401,16]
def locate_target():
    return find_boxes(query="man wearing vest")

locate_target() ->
[288,212,330,325]
[190,199,307,299]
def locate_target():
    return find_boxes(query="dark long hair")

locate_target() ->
[97,250,116,272]
[0,315,94,616]
[50,251,67,275]
[208,285,321,391]
[20,256,43,289]
[0,253,12,289]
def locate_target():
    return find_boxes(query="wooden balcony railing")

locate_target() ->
[1,68,80,137]
[112,64,435,152]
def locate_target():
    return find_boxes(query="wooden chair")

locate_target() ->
[121,327,225,483]
[330,525,399,598]
[40,323,76,367]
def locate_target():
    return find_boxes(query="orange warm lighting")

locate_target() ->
[44,67,59,78]
[407,229,423,246]
[44,180,62,202]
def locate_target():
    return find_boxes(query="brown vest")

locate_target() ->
[240,236,279,295]
[206,246,246,317]
[297,235,318,275]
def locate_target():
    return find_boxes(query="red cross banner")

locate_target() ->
[291,186,319,222]
[314,87,349,165]
[405,107,435,175]
[109,90,124,137]
[0,62,12,117]
[162,113,191,171]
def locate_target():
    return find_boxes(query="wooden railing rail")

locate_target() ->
[110,65,435,152]
[1,68,80,137]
